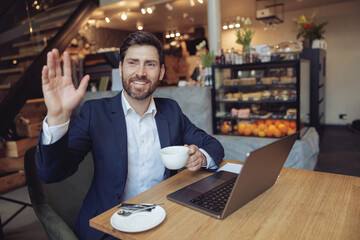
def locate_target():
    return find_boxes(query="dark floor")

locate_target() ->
[315,126,360,177]
[1,126,359,239]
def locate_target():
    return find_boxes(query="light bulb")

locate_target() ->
[147,7,152,14]
[105,17,110,23]
[222,25,228,30]
[141,8,146,14]
[121,13,127,20]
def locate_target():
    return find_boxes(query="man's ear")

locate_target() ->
[159,64,165,81]
[119,61,122,78]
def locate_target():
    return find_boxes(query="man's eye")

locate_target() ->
[147,63,155,67]
[128,61,136,66]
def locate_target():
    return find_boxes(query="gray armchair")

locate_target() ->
[24,146,94,240]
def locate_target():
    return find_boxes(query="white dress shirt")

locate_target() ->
[41,91,216,202]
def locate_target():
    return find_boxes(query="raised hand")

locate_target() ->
[42,49,90,126]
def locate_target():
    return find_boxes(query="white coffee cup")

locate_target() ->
[159,146,189,170]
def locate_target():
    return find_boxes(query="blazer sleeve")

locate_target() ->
[159,98,224,168]
[35,101,92,183]
[180,112,224,168]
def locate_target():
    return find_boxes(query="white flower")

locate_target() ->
[244,18,251,26]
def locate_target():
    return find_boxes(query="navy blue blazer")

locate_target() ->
[35,92,224,239]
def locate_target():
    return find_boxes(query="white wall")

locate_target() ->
[221,1,360,125]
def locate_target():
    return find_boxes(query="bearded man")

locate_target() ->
[36,31,224,239]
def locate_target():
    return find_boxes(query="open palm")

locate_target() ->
[42,49,89,126]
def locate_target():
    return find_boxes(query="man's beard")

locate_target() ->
[122,74,159,101]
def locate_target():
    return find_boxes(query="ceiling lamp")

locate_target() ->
[228,23,234,29]
[175,31,180,37]
[147,7,154,14]
[141,8,146,14]
[105,17,110,23]
[170,32,175,38]
[165,32,170,38]
[137,22,144,31]
[165,3,173,11]
[189,0,195,7]
[121,13,127,20]
[222,24,228,30]
[197,0,203,3]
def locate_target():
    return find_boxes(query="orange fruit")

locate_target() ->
[244,128,252,136]
[265,119,274,126]
[265,129,274,137]
[287,128,296,136]
[274,120,282,128]
[237,127,244,135]
[258,130,266,137]
[268,124,276,131]
[257,120,265,125]
[252,128,260,136]
[283,121,290,127]
[258,123,267,131]
[238,123,246,130]
[220,124,231,134]
[249,123,257,130]
[278,123,288,134]
[290,121,297,129]
[273,128,282,138]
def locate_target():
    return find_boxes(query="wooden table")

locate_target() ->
[90,160,360,239]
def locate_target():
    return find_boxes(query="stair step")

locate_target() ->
[0,68,24,74]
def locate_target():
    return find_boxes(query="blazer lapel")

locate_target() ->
[154,99,173,178]
[109,92,128,176]
[155,108,170,148]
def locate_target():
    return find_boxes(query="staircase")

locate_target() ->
[0,0,99,137]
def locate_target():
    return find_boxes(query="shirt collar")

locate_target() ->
[121,91,157,118]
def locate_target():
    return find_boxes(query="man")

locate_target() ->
[36,31,224,239]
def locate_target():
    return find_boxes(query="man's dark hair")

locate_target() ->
[120,31,164,66]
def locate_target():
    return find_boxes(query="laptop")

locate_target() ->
[167,132,299,219]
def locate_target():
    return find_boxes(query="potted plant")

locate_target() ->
[196,40,215,86]
[235,17,255,62]
[294,9,328,48]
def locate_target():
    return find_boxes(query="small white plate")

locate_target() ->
[110,206,166,233]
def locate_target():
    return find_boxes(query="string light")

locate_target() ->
[121,13,127,20]
[137,22,144,31]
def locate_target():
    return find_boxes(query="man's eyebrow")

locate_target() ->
[126,58,139,62]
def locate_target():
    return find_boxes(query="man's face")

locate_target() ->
[120,45,165,101]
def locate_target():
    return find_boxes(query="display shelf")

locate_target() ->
[212,59,310,139]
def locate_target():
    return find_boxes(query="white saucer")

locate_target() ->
[110,206,166,233]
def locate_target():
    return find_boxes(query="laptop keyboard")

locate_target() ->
[189,177,236,212]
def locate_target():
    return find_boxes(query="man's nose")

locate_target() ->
[136,64,147,79]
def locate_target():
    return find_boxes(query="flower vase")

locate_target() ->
[302,39,313,49]
[243,45,251,63]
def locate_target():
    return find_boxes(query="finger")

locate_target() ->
[53,49,62,77]
[42,66,49,85]
[76,74,90,97]
[47,51,55,79]
[63,51,72,79]
[188,145,197,155]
